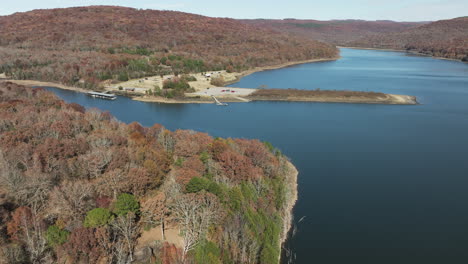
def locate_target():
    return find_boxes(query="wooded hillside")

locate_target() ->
[0,6,338,89]
[241,19,425,45]
[348,17,468,61]
[0,81,296,263]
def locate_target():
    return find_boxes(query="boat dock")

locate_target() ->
[87,91,117,100]
[211,95,228,106]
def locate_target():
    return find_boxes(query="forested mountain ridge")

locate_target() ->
[0,81,297,263]
[242,17,468,61]
[348,17,468,61]
[241,19,426,45]
[0,6,338,89]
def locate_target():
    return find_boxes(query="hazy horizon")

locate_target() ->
[0,0,467,22]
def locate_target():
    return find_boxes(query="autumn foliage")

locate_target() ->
[349,17,468,61]
[0,6,338,89]
[244,17,468,61]
[242,19,425,45]
[0,81,295,263]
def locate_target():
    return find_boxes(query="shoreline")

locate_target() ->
[5,78,418,105]
[248,93,418,105]
[279,161,299,263]
[2,55,418,105]
[338,46,466,63]
[229,56,341,84]
[3,56,340,99]
[134,96,249,104]
[4,79,89,93]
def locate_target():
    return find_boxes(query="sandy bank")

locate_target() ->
[134,95,249,104]
[248,93,418,105]
[136,91,418,105]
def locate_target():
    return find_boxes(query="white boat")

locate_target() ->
[211,95,228,106]
[87,91,117,100]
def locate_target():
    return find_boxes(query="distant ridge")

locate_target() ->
[0,6,338,88]
[241,19,426,44]
[348,17,468,61]
[242,17,467,61]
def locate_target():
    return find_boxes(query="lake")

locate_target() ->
[46,48,468,264]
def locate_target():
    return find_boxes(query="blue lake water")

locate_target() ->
[46,48,468,264]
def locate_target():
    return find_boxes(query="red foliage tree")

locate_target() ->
[62,227,104,263]
[217,150,263,182]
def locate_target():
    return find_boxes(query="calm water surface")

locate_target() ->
[46,49,468,264]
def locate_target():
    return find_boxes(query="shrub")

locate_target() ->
[175,157,184,167]
[207,182,222,197]
[46,225,70,247]
[163,78,191,90]
[113,193,140,216]
[118,72,129,82]
[97,72,112,81]
[152,85,162,96]
[186,177,210,193]
[260,243,278,264]
[84,208,113,227]
[181,75,197,82]
[193,240,222,264]
[263,141,274,153]
[199,151,210,164]
[228,187,244,211]
[210,76,225,86]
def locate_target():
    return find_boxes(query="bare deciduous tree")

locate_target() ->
[96,168,126,199]
[78,148,113,178]
[7,207,50,263]
[157,129,175,153]
[49,180,95,224]
[111,213,139,263]
[141,192,168,241]
[222,214,259,264]
[2,168,53,214]
[170,191,221,258]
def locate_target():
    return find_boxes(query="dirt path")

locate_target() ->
[137,224,184,249]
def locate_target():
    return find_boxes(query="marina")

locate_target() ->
[87,91,117,100]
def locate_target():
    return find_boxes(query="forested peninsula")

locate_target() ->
[0,82,298,263]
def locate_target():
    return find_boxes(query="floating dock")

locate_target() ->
[87,91,117,100]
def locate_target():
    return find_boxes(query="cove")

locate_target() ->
[46,48,468,264]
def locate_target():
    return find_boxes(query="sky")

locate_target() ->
[0,0,466,21]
